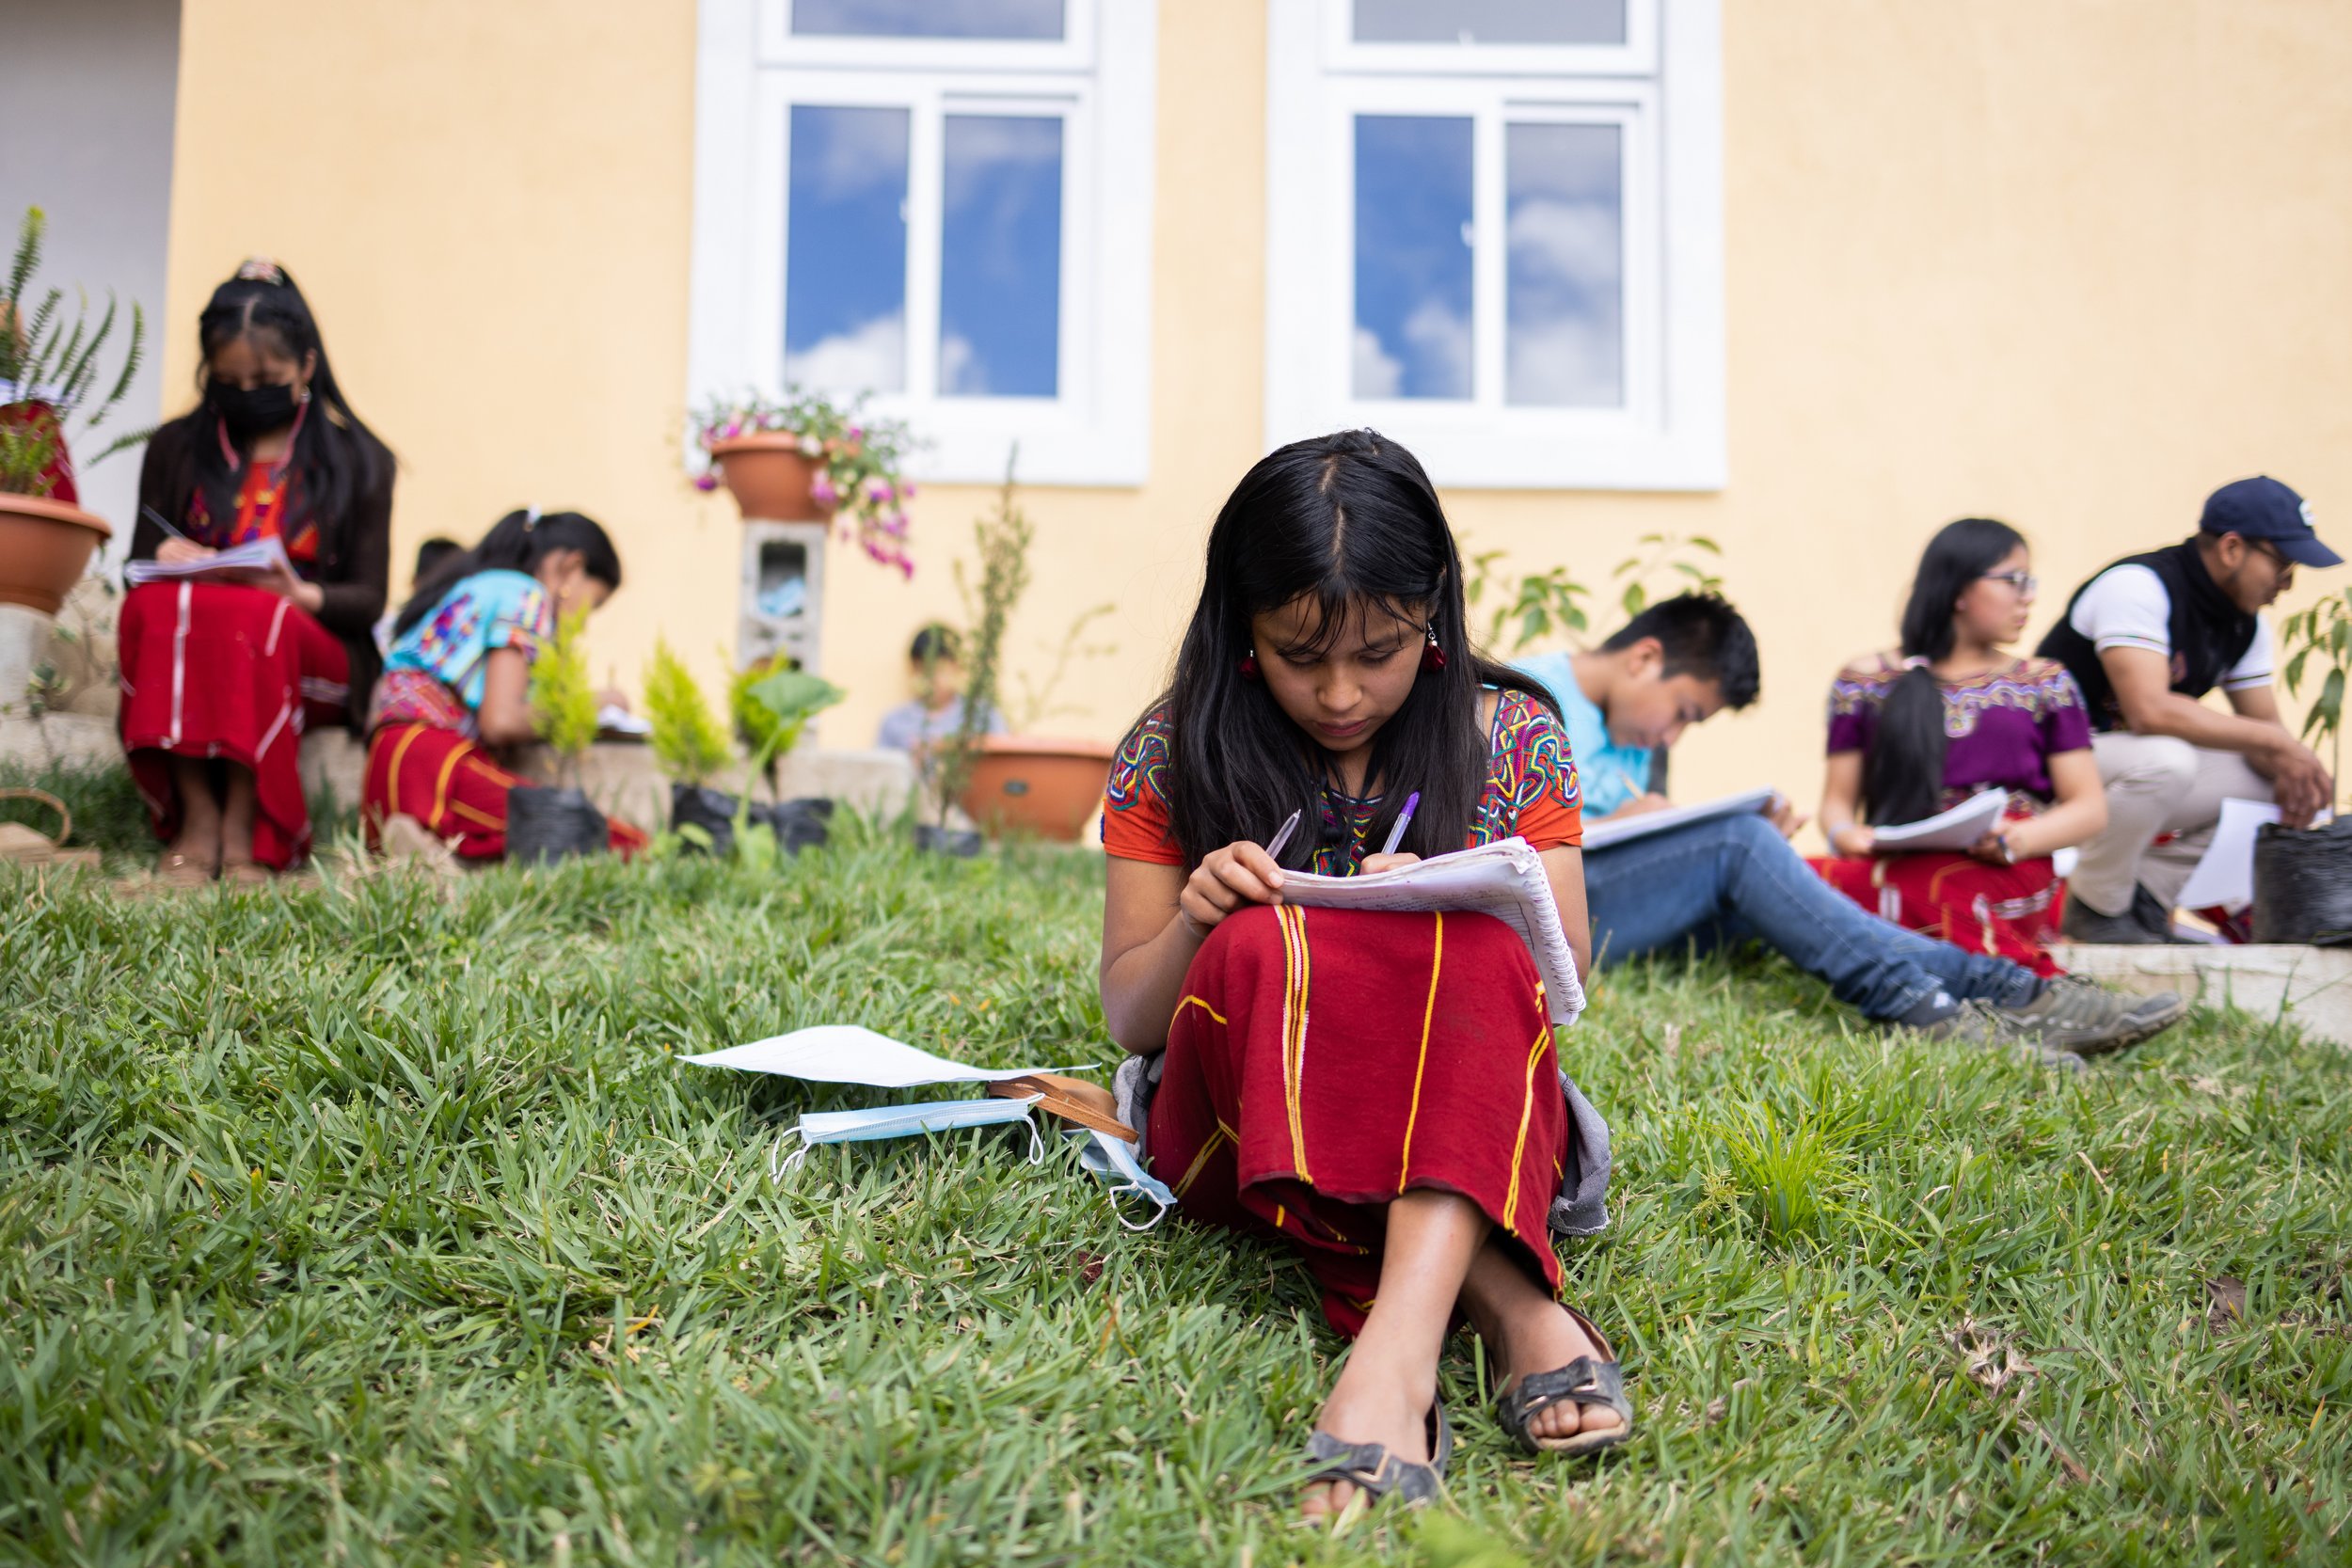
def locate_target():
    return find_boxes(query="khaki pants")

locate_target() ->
[2072,732,2272,915]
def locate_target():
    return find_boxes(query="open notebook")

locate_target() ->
[1274,836,1586,1026]
[1870,788,2008,851]
[123,535,294,586]
[1582,786,1782,851]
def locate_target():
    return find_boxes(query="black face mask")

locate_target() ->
[206,380,299,441]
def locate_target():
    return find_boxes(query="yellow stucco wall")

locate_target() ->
[163,1,2352,834]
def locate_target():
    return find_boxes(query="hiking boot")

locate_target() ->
[2061,895,2161,945]
[1992,974,2182,1056]
[1888,991,2086,1072]
[2130,885,2198,944]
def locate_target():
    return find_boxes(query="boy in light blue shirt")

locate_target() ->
[1519,594,2173,1063]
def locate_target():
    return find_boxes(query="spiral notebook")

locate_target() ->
[1274,836,1586,1026]
[123,536,294,585]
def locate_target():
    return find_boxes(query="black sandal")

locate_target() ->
[1303,1401,1453,1507]
[1494,1305,1634,1456]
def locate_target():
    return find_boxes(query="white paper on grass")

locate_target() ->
[2175,797,2284,911]
[1582,786,1783,851]
[1274,835,1586,1026]
[122,535,294,585]
[1868,789,2010,852]
[683,1024,1057,1087]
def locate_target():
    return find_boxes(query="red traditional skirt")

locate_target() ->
[1148,904,1571,1338]
[1809,851,2066,977]
[118,581,349,869]
[362,721,647,861]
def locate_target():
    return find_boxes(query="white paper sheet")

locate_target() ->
[596,704,652,736]
[1869,789,2009,852]
[1274,836,1586,1025]
[683,1024,1057,1087]
[2175,797,2283,911]
[123,535,294,585]
[1582,786,1782,851]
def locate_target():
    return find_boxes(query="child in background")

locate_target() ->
[1814,518,2109,976]
[364,508,645,865]
[375,536,463,653]
[874,623,1006,762]
[1099,431,1628,1518]
[1518,594,2180,1064]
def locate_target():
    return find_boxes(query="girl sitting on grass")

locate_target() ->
[363,508,644,865]
[1814,518,2125,983]
[1099,431,1629,1518]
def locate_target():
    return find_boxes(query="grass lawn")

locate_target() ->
[6,816,2350,1566]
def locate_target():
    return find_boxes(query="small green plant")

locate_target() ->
[529,608,601,787]
[1465,532,1725,654]
[642,638,733,788]
[2280,588,2352,797]
[729,659,846,789]
[1007,602,1116,733]
[933,459,1033,831]
[1,206,148,497]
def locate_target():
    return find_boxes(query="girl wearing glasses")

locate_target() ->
[1812,518,2108,979]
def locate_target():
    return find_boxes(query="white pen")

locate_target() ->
[1378,791,1421,857]
[1264,808,1303,861]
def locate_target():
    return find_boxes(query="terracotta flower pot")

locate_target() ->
[0,491,111,615]
[957,736,1118,843]
[705,434,834,522]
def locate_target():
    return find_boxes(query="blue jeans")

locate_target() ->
[1581,813,2036,1020]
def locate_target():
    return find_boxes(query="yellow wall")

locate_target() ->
[165,1,2352,835]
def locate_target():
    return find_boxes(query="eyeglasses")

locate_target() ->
[1980,571,2038,595]
[2249,540,2296,580]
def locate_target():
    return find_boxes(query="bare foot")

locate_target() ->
[1301,1339,1435,1520]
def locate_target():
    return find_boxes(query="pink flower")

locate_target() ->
[810,473,838,506]
[846,424,865,443]
[866,478,892,503]
[721,420,742,440]
[901,482,917,499]
[693,472,722,492]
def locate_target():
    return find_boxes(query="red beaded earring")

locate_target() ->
[1421,623,1446,673]
[1239,649,1261,681]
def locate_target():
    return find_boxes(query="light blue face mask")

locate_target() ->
[771,1095,1042,1174]
[1070,1129,1177,1230]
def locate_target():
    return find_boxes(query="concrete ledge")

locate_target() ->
[2054,942,2352,1049]
[0,713,920,827]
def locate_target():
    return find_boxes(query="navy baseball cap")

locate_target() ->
[2201,476,2341,568]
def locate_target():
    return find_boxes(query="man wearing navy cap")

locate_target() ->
[2039,477,2337,942]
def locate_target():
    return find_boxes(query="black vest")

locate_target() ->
[2037,540,2259,733]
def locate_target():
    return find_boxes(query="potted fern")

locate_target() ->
[508,608,611,864]
[2256,590,2352,942]
[2,206,145,615]
[642,638,745,854]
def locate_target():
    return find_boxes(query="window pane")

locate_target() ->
[939,115,1064,398]
[1353,0,1626,46]
[1354,115,1472,401]
[792,0,1063,40]
[785,104,909,394]
[1505,121,1622,408]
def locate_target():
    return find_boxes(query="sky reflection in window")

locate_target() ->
[793,0,1063,40]
[1505,121,1623,407]
[785,104,910,394]
[1353,115,1473,401]
[940,115,1063,398]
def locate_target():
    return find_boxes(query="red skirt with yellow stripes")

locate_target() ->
[362,721,647,861]
[1148,903,1569,1338]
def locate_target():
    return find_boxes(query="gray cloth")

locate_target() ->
[1110,1047,1611,1239]
[875,695,1005,753]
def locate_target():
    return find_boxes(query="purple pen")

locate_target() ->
[1378,791,1421,857]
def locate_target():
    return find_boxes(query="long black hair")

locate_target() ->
[1862,516,2026,826]
[1163,430,1555,869]
[194,262,389,536]
[392,509,623,637]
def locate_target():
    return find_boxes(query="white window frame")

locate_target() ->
[1264,0,1723,491]
[688,0,1156,487]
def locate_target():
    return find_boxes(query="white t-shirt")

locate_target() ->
[2066,564,2273,690]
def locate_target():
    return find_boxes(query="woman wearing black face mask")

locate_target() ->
[119,256,395,884]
